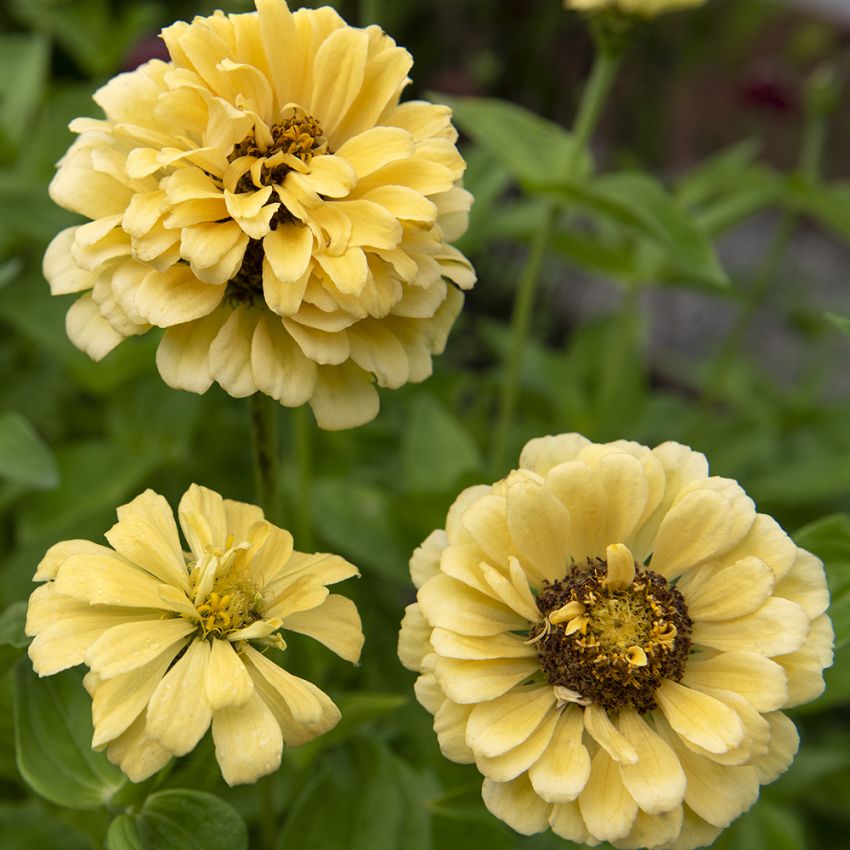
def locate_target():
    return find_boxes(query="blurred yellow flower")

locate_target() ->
[26,484,363,785]
[565,0,705,17]
[44,0,474,430]
[398,434,832,849]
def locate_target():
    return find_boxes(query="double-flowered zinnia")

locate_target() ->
[44,0,474,430]
[26,484,363,785]
[398,433,832,849]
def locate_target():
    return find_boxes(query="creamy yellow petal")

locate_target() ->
[683,651,787,712]
[413,670,444,713]
[578,748,638,843]
[429,627,535,661]
[134,265,225,328]
[545,461,608,560]
[774,549,829,618]
[34,539,111,582]
[667,807,722,850]
[90,644,184,748]
[460,493,513,569]
[240,644,323,724]
[481,774,550,837]
[476,709,558,782]
[433,699,475,764]
[435,656,538,704]
[692,597,809,656]
[528,705,591,803]
[178,483,228,556]
[465,686,556,758]
[655,680,745,755]
[85,618,195,679]
[519,433,591,476]
[398,603,432,672]
[309,362,379,430]
[651,483,755,579]
[281,594,364,663]
[105,710,172,782]
[209,306,260,397]
[678,556,774,622]
[265,574,328,619]
[548,800,595,845]
[105,490,190,592]
[156,307,229,394]
[480,561,540,622]
[619,807,684,850]
[417,574,526,637]
[409,529,447,588]
[146,638,212,755]
[754,711,799,783]
[618,708,686,814]
[584,703,638,766]
[65,293,124,361]
[206,638,254,711]
[505,479,571,584]
[44,228,94,295]
[212,690,283,785]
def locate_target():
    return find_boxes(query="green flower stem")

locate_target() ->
[259,776,277,850]
[360,0,383,26]
[251,393,282,527]
[292,405,314,550]
[701,86,831,405]
[489,44,622,476]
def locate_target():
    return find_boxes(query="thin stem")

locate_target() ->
[489,44,622,476]
[292,405,314,550]
[251,393,281,525]
[259,776,277,850]
[360,0,382,26]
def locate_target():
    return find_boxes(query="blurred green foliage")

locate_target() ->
[1,0,849,849]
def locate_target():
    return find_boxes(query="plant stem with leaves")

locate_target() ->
[490,39,623,475]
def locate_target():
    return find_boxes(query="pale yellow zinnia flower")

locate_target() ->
[565,0,705,17]
[44,0,475,430]
[26,484,364,785]
[398,434,832,850]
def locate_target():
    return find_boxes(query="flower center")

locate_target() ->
[185,542,265,638]
[230,107,327,192]
[225,238,265,306]
[533,551,691,713]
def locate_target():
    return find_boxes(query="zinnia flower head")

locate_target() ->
[26,484,364,785]
[44,0,474,430]
[564,0,705,17]
[398,434,832,849]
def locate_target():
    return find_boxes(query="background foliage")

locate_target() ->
[0,0,849,848]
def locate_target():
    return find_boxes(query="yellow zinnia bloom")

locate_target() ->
[565,0,705,17]
[26,484,364,785]
[44,0,474,430]
[398,434,832,850]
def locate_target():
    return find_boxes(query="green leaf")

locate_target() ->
[676,139,762,207]
[315,692,407,750]
[826,312,850,336]
[786,179,850,243]
[0,799,92,850]
[401,395,481,493]
[443,96,581,186]
[277,738,431,850]
[712,799,805,850]
[0,34,49,160]
[0,601,28,678]
[107,790,248,850]
[312,478,407,581]
[0,411,58,488]
[553,172,730,289]
[14,663,127,809]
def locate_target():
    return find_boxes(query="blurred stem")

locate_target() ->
[292,405,314,550]
[489,44,622,476]
[360,0,382,26]
[259,777,277,850]
[251,394,281,525]
[701,93,830,405]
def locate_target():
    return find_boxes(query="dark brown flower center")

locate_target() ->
[534,559,692,713]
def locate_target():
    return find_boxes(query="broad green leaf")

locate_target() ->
[277,738,431,850]
[315,692,407,750]
[786,179,850,244]
[401,395,481,493]
[14,663,127,809]
[312,478,407,581]
[0,600,28,675]
[107,790,248,850]
[428,786,516,850]
[0,34,48,160]
[0,411,58,488]
[0,799,92,850]
[443,96,581,186]
[826,312,850,336]
[676,139,762,207]
[0,256,22,289]
[551,172,730,289]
